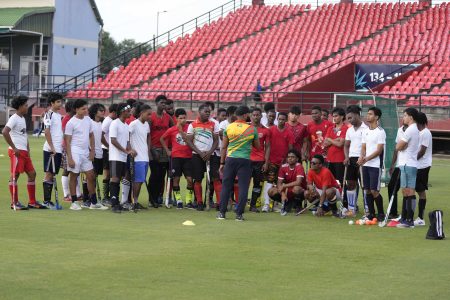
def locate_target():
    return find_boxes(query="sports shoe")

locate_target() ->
[280,209,287,216]
[197,203,204,211]
[396,219,415,228]
[111,205,122,213]
[11,201,28,210]
[70,202,82,211]
[414,217,426,226]
[387,220,400,227]
[249,207,260,213]
[235,214,245,221]
[216,212,226,220]
[63,196,71,202]
[177,202,183,209]
[101,199,112,207]
[28,201,48,209]
[81,201,91,209]
[42,201,55,209]
[261,204,270,213]
[122,203,132,211]
[185,202,194,209]
[90,203,108,210]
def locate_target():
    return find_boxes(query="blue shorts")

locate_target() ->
[399,165,417,189]
[362,166,381,191]
[134,161,149,183]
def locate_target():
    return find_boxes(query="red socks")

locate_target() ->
[213,180,222,205]
[27,181,36,204]
[194,182,203,204]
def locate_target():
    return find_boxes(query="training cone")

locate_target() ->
[182,220,195,226]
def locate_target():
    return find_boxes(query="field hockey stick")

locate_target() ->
[303,161,309,208]
[51,155,63,210]
[379,171,400,227]
[296,198,319,216]
[11,155,18,211]
[129,156,137,213]
[164,157,172,209]
[358,166,368,215]
[204,162,211,210]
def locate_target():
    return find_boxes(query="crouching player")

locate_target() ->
[161,108,195,209]
[268,150,306,216]
[305,154,341,217]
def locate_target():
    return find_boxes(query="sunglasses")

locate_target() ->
[119,105,131,113]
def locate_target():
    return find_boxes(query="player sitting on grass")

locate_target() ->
[268,149,306,216]
[65,99,107,211]
[304,154,341,217]
[161,108,195,209]
[42,92,64,208]
[3,95,43,210]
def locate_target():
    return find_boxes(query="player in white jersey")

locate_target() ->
[100,104,118,205]
[395,108,420,228]
[414,112,432,226]
[2,95,42,210]
[42,93,64,208]
[65,99,106,211]
[343,105,368,216]
[358,107,386,221]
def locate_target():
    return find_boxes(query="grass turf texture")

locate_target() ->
[1,136,449,299]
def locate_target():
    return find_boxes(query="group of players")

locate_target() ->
[3,93,432,227]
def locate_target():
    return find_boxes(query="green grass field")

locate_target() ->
[1,136,449,299]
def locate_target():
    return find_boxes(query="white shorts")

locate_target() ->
[67,152,93,174]
[315,187,341,200]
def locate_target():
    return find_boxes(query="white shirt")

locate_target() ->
[129,119,150,162]
[345,122,368,157]
[43,110,63,153]
[101,116,113,150]
[65,116,93,155]
[394,127,406,167]
[397,123,420,168]
[362,126,386,168]
[261,112,279,127]
[418,128,432,169]
[187,119,220,153]
[218,119,230,154]
[91,119,103,159]
[109,118,129,162]
[5,114,28,151]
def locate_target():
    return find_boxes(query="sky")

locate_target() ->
[94,0,312,43]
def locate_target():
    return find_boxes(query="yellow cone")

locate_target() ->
[182,220,195,226]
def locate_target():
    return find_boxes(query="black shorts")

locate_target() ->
[346,157,360,181]
[43,151,62,174]
[415,167,430,193]
[264,163,280,184]
[362,166,381,191]
[328,162,345,184]
[251,161,264,185]
[110,160,127,178]
[191,154,220,181]
[93,158,104,175]
[102,149,109,169]
[171,157,192,178]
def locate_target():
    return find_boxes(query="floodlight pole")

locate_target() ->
[156,10,168,45]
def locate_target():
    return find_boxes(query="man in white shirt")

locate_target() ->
[261,102,279,127]
[65,99,106,211]
[395,108,420,228]
[344,105,368,216]
[42,93,64,208]
[101,104,118,205]
[2,95,41,210]
[129,103,152,210]
[414,112,432,226]
[358,107,386,222]
[109,102,136,213]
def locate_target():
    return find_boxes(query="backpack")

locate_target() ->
[426,210,445,240]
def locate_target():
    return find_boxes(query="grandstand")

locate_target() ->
[35,1,450,135]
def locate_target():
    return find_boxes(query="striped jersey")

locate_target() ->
[187,118,219,152]
[224,120,258,159]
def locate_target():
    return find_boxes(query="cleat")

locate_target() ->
[414,217,426,227]
[70,202,82,211]
[28,201,48,209]
[216,212,226,220]
[235,214,245,221]
[261,204,270,213]
[90,203,108,210]
[11,201,28,210]
[81,201,91,209]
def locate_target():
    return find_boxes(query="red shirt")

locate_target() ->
[268,126,294,165]
[62,115,72,132]
[150,112,171,148]
[286,122,307,153]
[307,120,331,159]
[325,124,348,163]
[161,125,192,158]
[307,167,339,190]
[250,125,271,162]
[125,115,136,125]
[278,163,307,189]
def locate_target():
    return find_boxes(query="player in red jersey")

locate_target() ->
[249,107,271,212]
[148,95,174,207]
[286,106,308,160]
[161,108,195,209]
[268,150,306,215]
[305,154,341,217]
[306,106,331,161]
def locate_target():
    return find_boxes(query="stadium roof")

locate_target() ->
[0,7,55,28]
